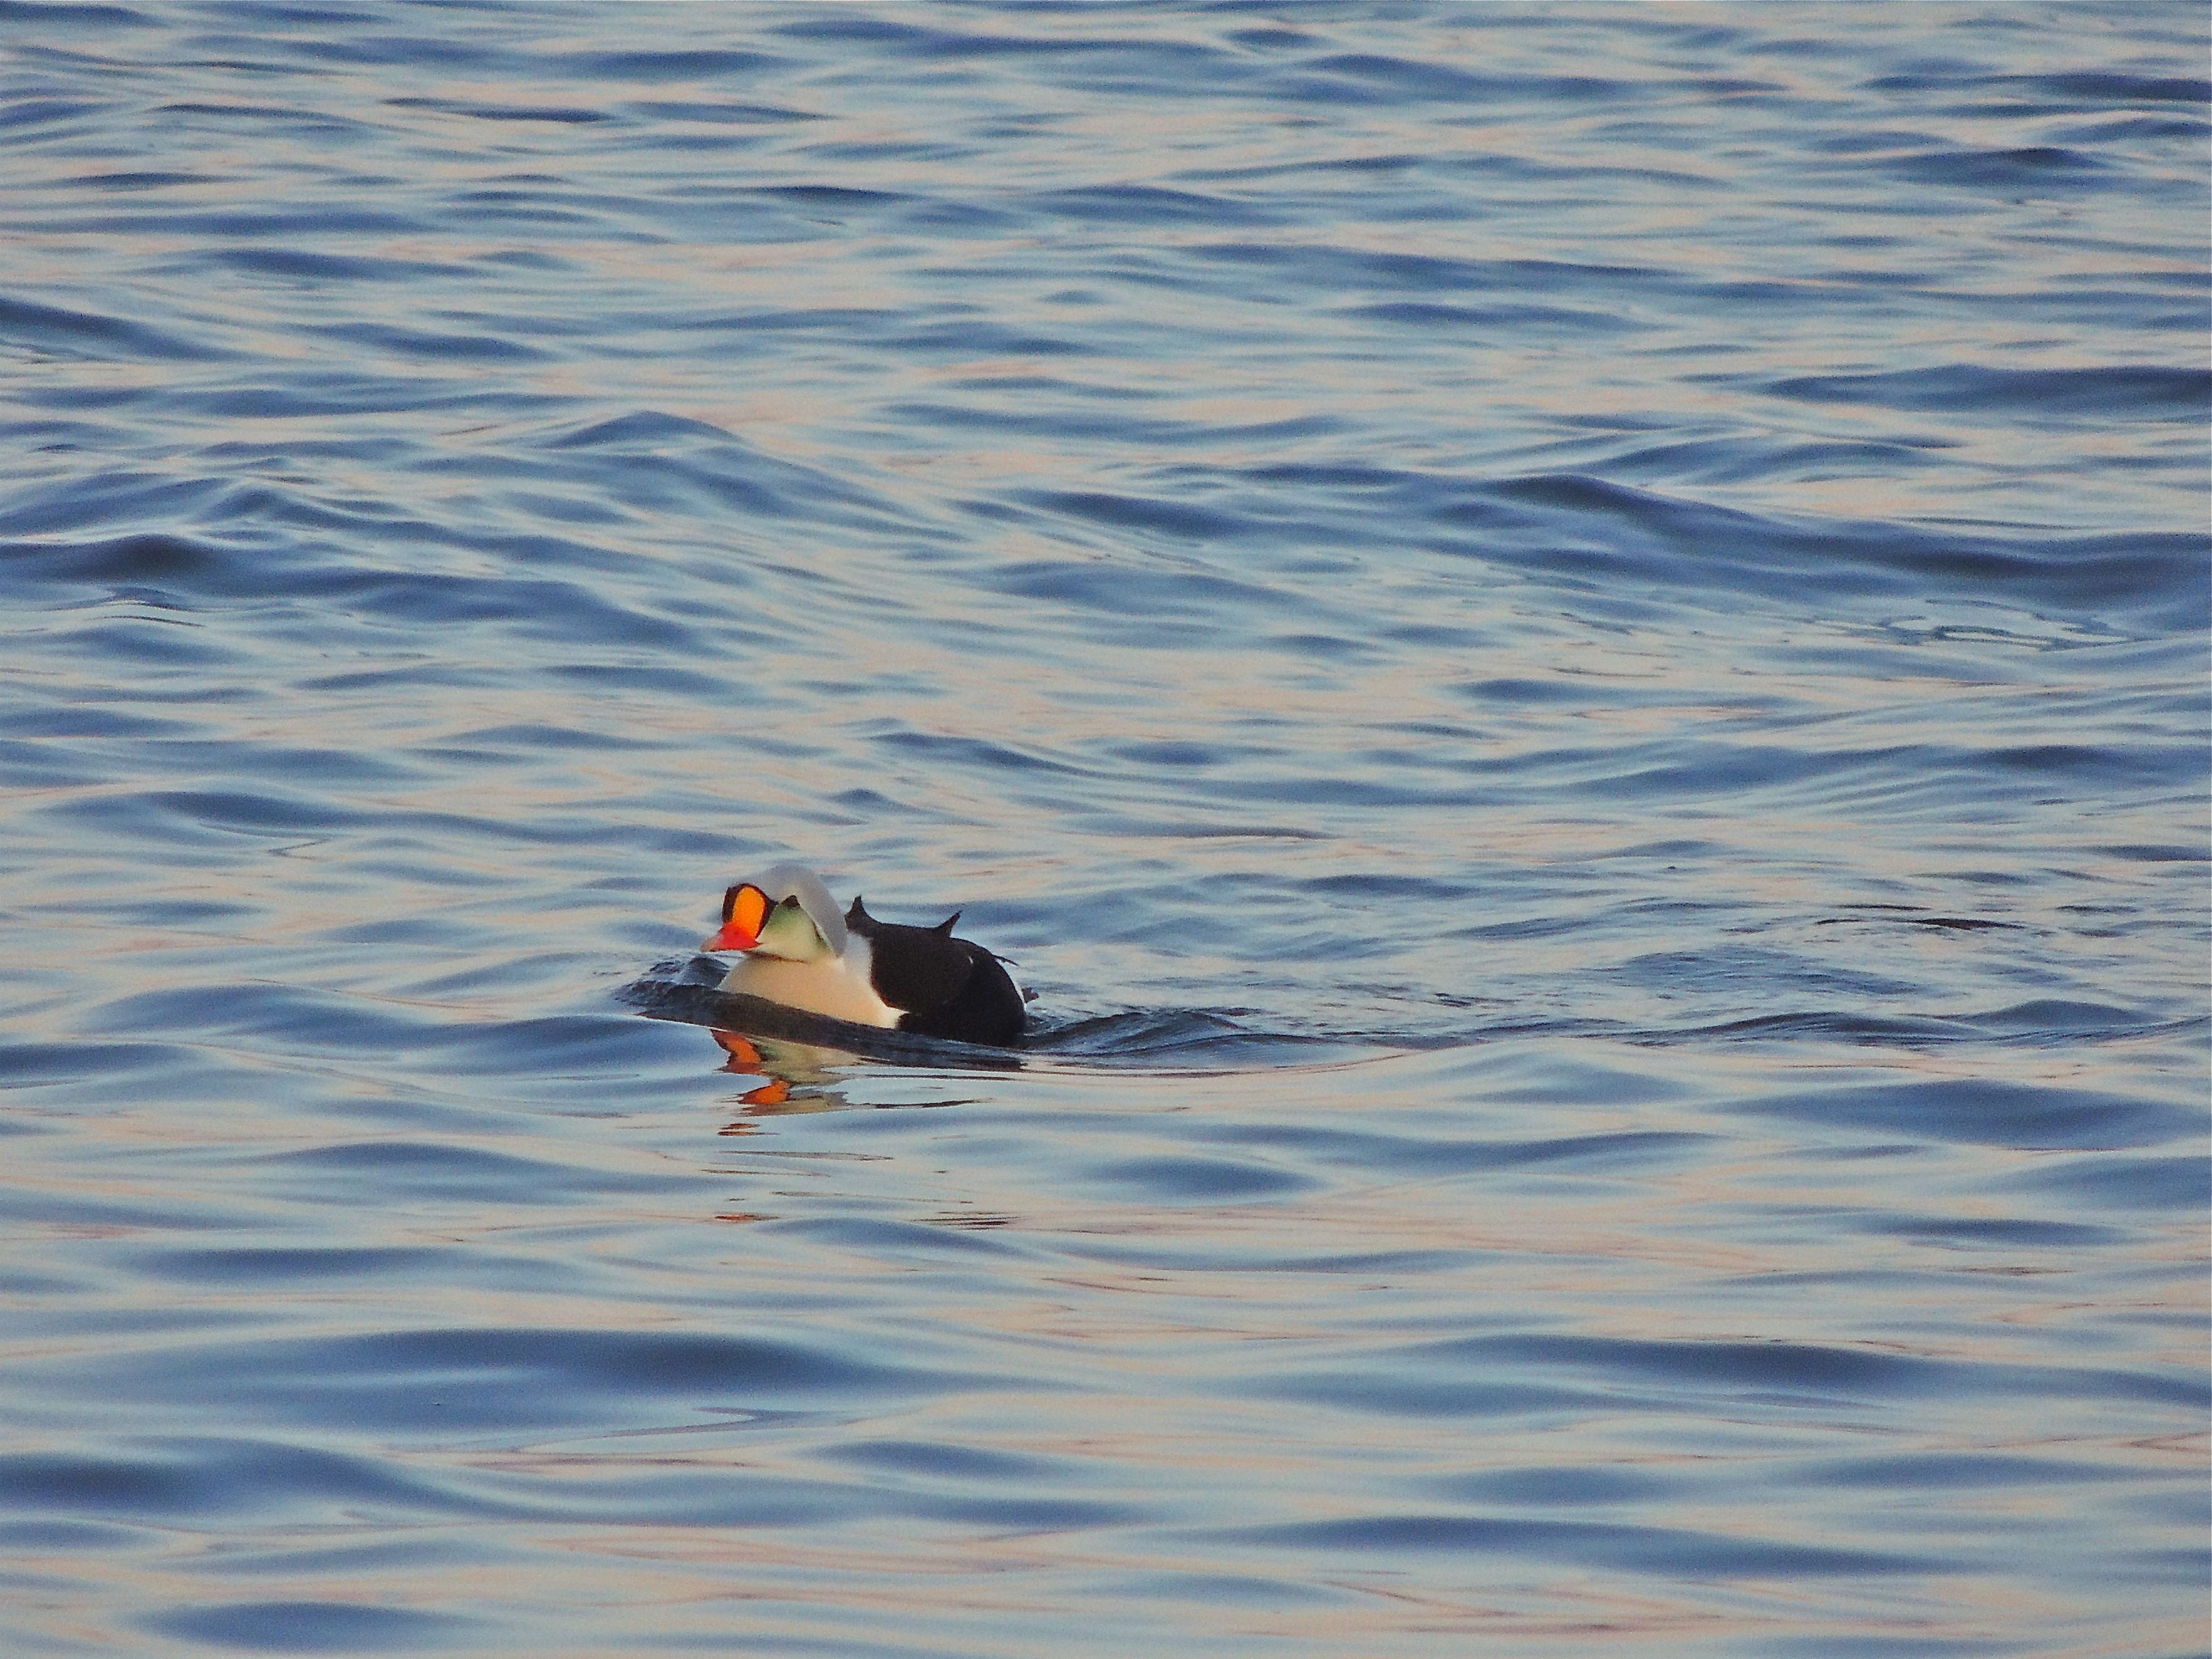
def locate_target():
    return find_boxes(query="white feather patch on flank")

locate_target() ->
[719,934,899,1028]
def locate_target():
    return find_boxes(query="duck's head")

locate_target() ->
[702,862,849,962]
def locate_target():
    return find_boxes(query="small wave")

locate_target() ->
[0,526,717,658]
[1733,1076,2201,1151]
[149,1603,478,1652]
[1026,1008,1352,1064]
[0,293,225,363]
[1883,145,2108,190]
[1761,363,2211,419]
[1812,906,2019,932]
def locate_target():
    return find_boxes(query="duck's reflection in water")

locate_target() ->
[701,1011,1028,1128]
[653,982,1029,1126]
[709,1029,856,1117]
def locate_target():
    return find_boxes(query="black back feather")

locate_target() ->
[844,898,1024,1046]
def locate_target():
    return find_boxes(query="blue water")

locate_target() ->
[3,4,2208,1654]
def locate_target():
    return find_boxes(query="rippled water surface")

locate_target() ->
[4,4,2208,1654]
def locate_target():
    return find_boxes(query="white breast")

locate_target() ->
[719,938,899,1028]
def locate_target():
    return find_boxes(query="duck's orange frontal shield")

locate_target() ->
[703,882,770,952]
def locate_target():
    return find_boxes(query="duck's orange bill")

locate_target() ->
[703,882,769,952]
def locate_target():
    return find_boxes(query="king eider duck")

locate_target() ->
[701,864,1026,1047]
